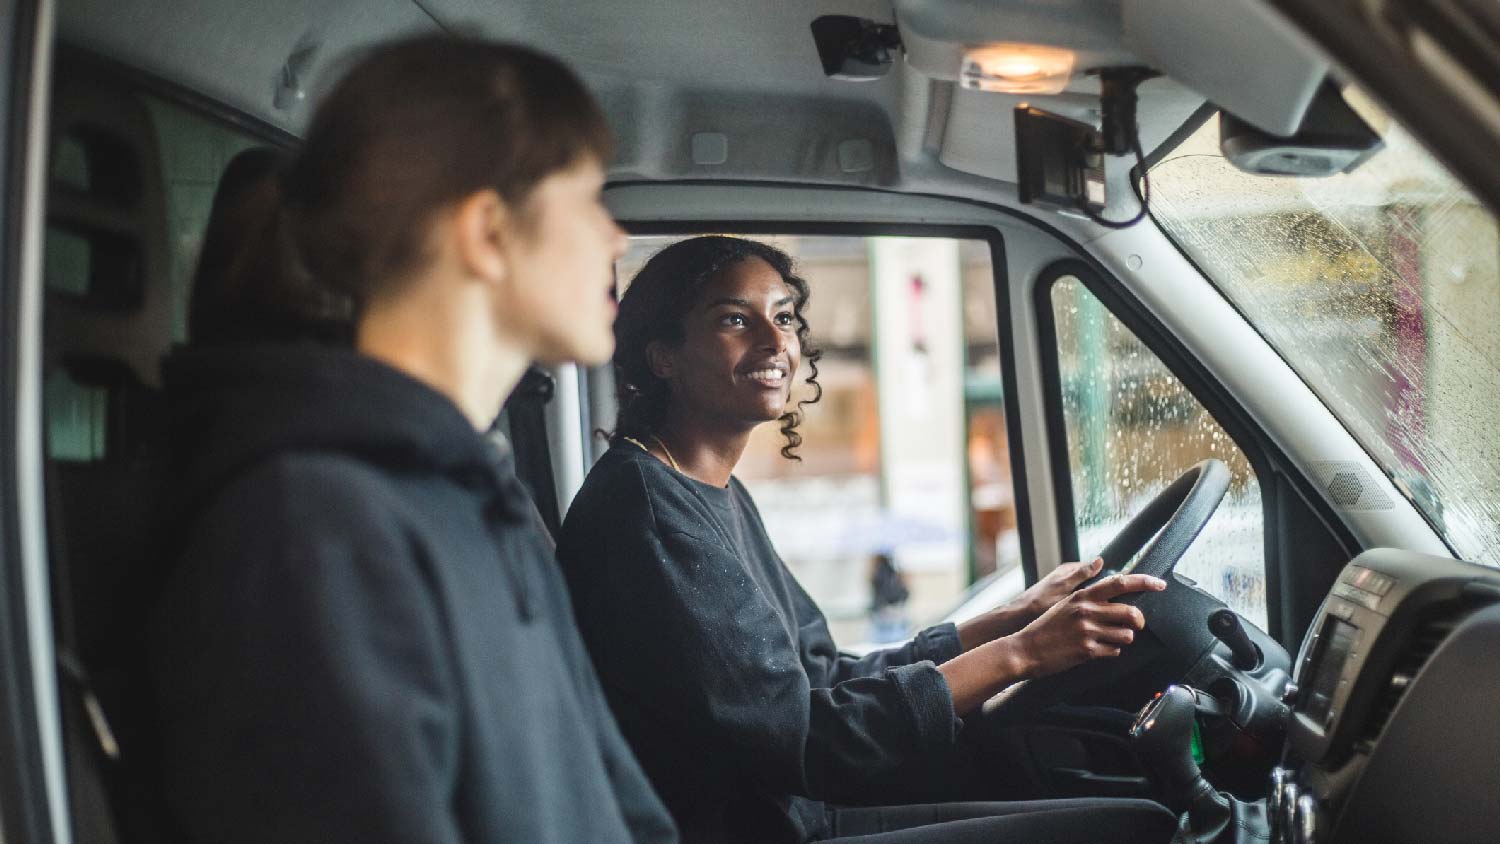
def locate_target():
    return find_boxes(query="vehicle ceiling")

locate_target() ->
[57,0,1329,224]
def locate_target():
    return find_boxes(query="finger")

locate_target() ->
[1076,556,1104,579]
[1086,641,1124,659]
[1094,625,1136,647]
[1083,573,1167,601]
[1056,556,1103,586]
[1088,602,1148,630]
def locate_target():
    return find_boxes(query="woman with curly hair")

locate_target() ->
[557,236,1174,844]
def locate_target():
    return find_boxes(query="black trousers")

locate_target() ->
[822,797,1178,843]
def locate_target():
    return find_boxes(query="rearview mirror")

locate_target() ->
[1220,83,1383,177]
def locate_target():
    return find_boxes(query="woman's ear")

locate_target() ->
[646,340,675,380]
[452,189,509,286]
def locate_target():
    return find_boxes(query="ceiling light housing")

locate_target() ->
[960,43,1075,95]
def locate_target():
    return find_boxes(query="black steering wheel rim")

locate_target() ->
[1091,457,1232,583]
[983,459,1232,718]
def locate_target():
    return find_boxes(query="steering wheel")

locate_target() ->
[984,459,1232,718]
[1081,458,1231,584]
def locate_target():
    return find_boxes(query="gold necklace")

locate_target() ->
[624,434,682,473]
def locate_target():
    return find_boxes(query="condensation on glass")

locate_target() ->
[1051,276,1267,628]
[1150,101,1500,568]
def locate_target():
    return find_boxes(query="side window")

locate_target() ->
[1047,274,1267,628]
[614,235,1017,646]
[43,72,267,463]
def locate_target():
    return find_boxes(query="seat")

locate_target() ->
[500,365,563,540]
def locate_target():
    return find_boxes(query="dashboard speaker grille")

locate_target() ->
[1311,461,1393,511]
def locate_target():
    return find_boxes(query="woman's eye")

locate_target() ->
[720,313,747,327]
[775,312,795,326]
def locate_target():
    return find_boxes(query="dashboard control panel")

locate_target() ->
[1278,548,1500,844]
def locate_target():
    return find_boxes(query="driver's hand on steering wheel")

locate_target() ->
[938,572,1167,715]
[1006,572,1166,679]
[956,557,1110,651]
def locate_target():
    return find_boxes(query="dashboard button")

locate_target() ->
[1333,582,1381,610]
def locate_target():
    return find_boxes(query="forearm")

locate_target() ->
[955,602,1032,651]
[936,637,1034,715]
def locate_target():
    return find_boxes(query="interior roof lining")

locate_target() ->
[55,43,298,149]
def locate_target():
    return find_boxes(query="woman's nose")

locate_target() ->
[608,221,628,260]
[755,318,787,352]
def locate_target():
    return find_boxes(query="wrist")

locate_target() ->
[1011,594,1046,626]
[958,603,1031,651]
[991,600,1036,639]
[987,635,1037,684]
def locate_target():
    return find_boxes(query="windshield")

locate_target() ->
[1149,95,1500,567]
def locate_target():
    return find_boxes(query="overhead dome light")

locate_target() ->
[960,43,1075,95]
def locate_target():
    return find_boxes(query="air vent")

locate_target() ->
[1359,604,1472,749]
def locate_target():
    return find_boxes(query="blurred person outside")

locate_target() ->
[868,551,911,644]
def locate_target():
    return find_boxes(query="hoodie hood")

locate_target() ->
[163,342,513,511]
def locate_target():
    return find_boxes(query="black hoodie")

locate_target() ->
[147,343,677,844]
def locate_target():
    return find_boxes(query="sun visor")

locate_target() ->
[1121,0,1328,137]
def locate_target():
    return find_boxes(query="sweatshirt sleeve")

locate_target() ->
[816,623,965,684]
[149,461,463,844]
[566,462,962,804]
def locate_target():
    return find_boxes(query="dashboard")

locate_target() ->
[1275,548,1500,844]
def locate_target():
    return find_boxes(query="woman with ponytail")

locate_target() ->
[148,36,675,844]
[556,236,1175,844]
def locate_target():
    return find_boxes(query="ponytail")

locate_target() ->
[188,147,352,346]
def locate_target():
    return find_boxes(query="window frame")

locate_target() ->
[55,43,297,151]
[1033,259,1358,643]
[4,2,69,842]
[613,220,1043,588]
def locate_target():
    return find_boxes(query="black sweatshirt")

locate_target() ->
[147,344,677,844]
[557,444,965,844]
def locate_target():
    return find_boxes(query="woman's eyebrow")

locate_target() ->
[706,296,795,308]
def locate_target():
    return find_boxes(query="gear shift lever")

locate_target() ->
[1130,686,1273,843]
[1129,685,1217,809]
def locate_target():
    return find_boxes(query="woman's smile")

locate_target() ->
[740,360,789,388]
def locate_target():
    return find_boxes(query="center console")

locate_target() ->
[1269,549,1500,844]
[1132,548,1500,844]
